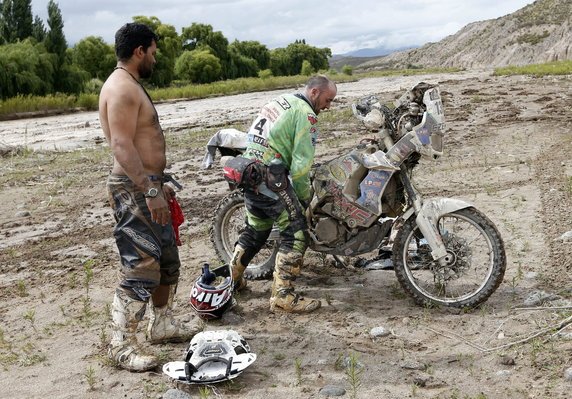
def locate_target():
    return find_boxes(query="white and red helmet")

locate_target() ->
[190,264,234,320]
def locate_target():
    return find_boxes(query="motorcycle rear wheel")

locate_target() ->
[210,192,278,280]
[392,207,505,308]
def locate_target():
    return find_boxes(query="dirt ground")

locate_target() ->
[0,70,571,399]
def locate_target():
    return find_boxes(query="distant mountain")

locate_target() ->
[354,0,572,71]
[329,46,412,70]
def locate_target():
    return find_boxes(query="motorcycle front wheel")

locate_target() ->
[392,207,506,308]
[210,192,278,280]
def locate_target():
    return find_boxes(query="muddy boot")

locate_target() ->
[109,291,159,372]
[230,245,248,292]
[269,252,321,313]
[146,285,202,344]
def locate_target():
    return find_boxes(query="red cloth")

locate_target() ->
[169,198,184,246]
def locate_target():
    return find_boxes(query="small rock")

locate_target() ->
[317,359,328,365]
[413,377,427,387]
[500,356,515,366]
[401,360,426,371]
[525,272,538,279]
[15,210,30,217]
[555,332,572,340]
[524,290,556,306]
[370,326,390,339]
[496,369,511,376]
[559,231,572,242]
[342,357,364,369]
[564,367,572,381]
[162,388,193,399]
[319,385,346,396]
[365,258,394,270]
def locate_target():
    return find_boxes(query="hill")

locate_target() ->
[355,0,572,70]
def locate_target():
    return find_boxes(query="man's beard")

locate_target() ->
[138,61,154,79]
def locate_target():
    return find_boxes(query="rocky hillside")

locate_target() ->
[357,0,572,70]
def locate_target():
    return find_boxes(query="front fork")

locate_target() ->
[399,166,450,266]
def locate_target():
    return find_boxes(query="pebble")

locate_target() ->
[523,290,556,306]
[500,356,516,366]
[342,357,364,369]
[555,332,572,340]
[525,272,538,279]
[496,369,511,376]
[319,385,346,396]
[559,231,572,242]
[15,210,30,217]
[564,367,572,381]
[401,360,426,371]
[370,326,391,339]
[163,389,193,399]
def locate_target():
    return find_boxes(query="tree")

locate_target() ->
[31,15,46,42]
[0,39,57,98]
[71,36,115,80]
[227,46,258,79]
[0,0,16,44]
[12,0,32,41]
[174,49,221,83]
[181,23,230,78]
[270,42,331,76]
[44,0,66,60]
[269,47,289,76]
[229,40,270,70]
[301,60,313,76]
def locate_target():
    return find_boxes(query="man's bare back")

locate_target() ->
[99,64,165,192]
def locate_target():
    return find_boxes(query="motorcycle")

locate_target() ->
[210,82,506,308]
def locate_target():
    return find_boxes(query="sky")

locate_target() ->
[31,0,534,55]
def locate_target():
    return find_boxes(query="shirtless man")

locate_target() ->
[99,22,197,372]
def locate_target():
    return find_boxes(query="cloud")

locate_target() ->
[31,0,533,54]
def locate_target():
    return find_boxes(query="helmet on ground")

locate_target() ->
[162,330,257,384]
[190,263,233,320]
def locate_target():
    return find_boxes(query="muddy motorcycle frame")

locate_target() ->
[211,82,506,308]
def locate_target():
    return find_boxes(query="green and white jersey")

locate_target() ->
[242,93,318,201]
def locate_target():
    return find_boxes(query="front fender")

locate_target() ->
[401,197,473,222]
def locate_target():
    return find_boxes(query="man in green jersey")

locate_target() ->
[230,74,337,313]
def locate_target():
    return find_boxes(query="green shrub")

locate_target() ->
[83,79,103,95]
[301,60,314,76]
[76,93,98,109]
[257,69,273,79]
[494,60,572,76]
[341,65,353,75]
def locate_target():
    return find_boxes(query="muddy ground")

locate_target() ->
[0,70,571,399]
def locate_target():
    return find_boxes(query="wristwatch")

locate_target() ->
[144,187,159,198]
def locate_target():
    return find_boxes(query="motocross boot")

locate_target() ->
[109,291,159,372]
[269,252,321,313]
[230,245,248,292]
[146,285,202,344]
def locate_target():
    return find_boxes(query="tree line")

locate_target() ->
[0,0,333,100]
